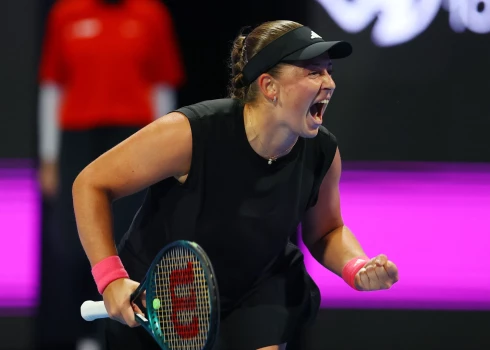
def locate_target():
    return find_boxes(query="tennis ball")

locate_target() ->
[153,298,161,310]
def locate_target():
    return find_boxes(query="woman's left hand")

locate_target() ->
[354,254,399,291]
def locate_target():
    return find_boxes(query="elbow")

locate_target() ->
[72,166,90,200]
[309,224,344,245]
[305,236,329,268]
[305,224,344,256]
[72,166,113,202]
[303,232,327,261]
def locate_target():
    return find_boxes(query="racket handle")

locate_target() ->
[81,300,109,321]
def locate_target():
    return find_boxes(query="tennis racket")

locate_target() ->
[80,240,220,350]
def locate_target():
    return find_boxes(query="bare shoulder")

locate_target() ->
[152,111,191,131]
[75,112,193,200]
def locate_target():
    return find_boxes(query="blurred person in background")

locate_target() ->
[35,0,185,348]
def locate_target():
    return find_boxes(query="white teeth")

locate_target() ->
[319,99,329,104]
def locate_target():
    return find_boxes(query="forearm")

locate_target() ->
[38,83,61,163]
[72,174,118,267]
[308,225,367,277]
[152,84,176,120]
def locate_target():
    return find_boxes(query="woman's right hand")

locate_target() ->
[102,278,146,327]
[39,161,58,199]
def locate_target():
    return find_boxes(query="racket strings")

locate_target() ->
[153,247,212,350]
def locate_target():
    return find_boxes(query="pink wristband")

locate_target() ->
[341,256,369,290]
[91,255,129,295]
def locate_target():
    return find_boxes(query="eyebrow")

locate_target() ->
[305,62,333,70]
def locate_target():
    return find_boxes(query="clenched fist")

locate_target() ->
[354,254,399,291]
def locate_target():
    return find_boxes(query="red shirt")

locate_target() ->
[39,0,185,130]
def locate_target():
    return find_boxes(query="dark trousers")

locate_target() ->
[34,126,147,349]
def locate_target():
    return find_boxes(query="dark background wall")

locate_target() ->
[0,0,40,159]
[308,0,490,163]
[4,0,490,163]
[0,0,489,349]
[303,2,490,348]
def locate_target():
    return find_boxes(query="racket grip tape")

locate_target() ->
[80,300,109,321]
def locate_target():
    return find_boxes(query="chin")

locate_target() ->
[300,127,320,138]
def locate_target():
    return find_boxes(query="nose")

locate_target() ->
[322,69,335,90]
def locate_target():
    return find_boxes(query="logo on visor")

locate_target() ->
[311,31,322,39]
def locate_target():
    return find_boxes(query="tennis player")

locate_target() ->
[73,20,399,350]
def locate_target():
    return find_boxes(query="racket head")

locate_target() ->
[143,240,220,350]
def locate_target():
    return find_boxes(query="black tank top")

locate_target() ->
[118,98,337,311]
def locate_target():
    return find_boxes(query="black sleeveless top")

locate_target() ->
[118,98,337,313]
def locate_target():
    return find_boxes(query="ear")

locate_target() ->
[256,73,277,101]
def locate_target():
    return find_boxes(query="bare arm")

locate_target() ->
[72,112,192,267]
[152,84,176,120]
[302,147,367,277]
[38,83,62,198]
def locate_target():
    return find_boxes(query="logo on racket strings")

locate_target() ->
[169,261,199,339]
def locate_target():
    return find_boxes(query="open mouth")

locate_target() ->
[308,99,329,122]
